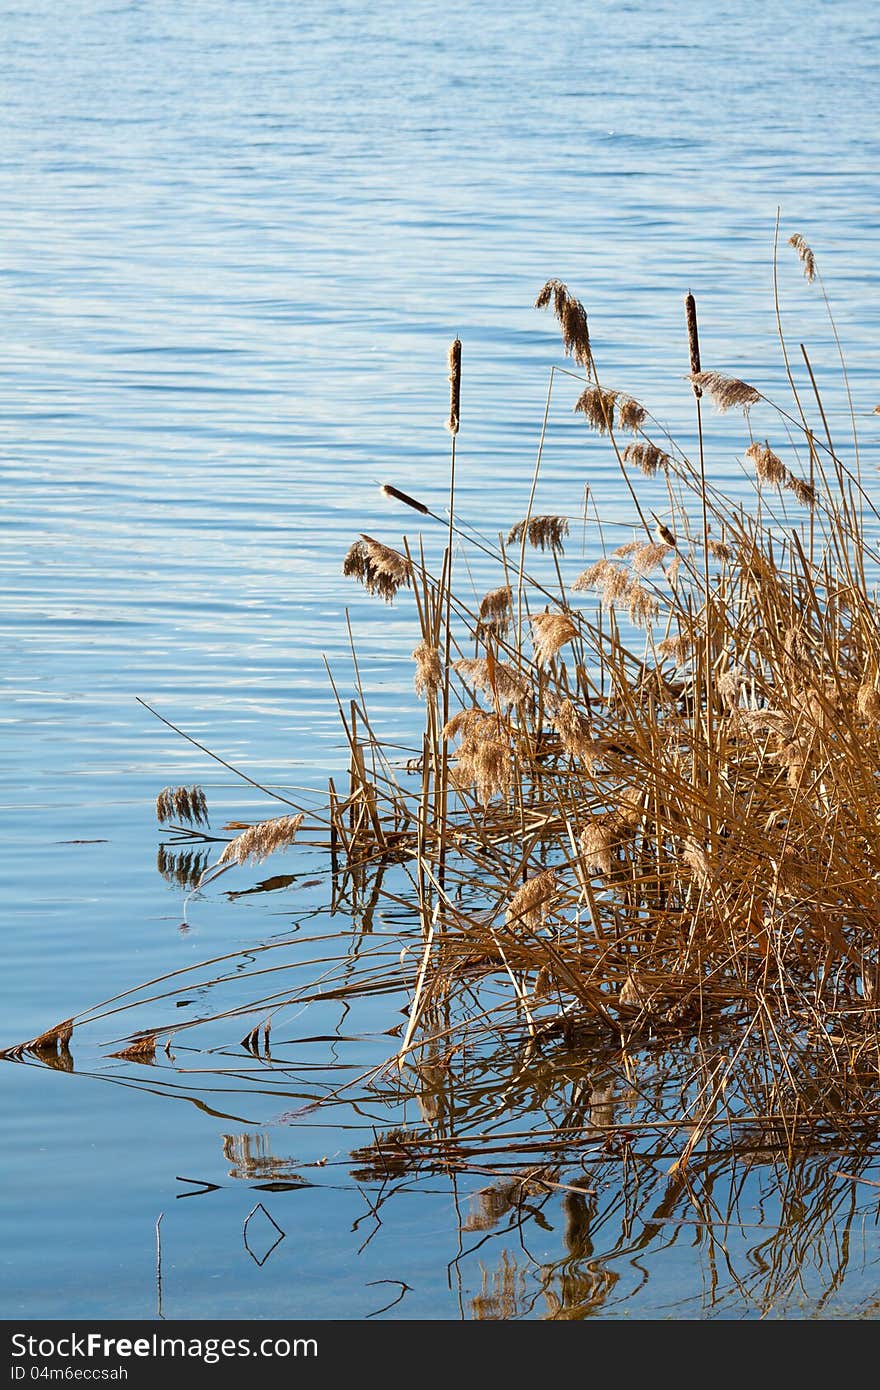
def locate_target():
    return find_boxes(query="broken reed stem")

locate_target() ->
[440,338,461,889]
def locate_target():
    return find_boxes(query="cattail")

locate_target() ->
[574,384,617,434]
[413,640,442,698]
[507,515,570,554]
[506,868,557,930]
[534,279,592,369]
[691,370,761,413]
[621,441,670,476]
[447,337,461,434]
[789,233,816,283]
[745,441,787,486]
[156,785,209,826]
[616,396,647,432]
[453,657,529,707]
[531,611,579,664]
[551,698,600,766]
[218,813,304,867]
[685,292,702,394]
[857,682,880,721]
[381,483,430,515]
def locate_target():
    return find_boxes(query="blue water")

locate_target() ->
[2,0,880,1320]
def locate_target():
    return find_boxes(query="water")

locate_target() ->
[2,0,880,1321]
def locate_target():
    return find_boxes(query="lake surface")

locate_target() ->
[3,0,880,1321]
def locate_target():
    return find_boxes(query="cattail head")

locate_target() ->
[685,292,702,395]
[217,813,304,868]
[789,233,816,283]
[156,785,209,826]
[531,611,579,664]
[381,483,430,515]
[534,279,592,370]
[447,337,462,435]
[691,370,761,413]
[507,514,570,554]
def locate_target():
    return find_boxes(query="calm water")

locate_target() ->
[3,0,880,1320]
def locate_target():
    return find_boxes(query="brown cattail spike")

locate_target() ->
[381,483,430,516]
[448,338,462,435]
[685,292,702,397]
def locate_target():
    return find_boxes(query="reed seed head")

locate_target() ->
[343,536,411,602]
[789,233,816,283]
[531,611,579,664]
[506,868,557,930]
[507,515,570,554]
[413,640,442,699]
[622,441,669,476]
[534,279,592,370]
[218,813,305,867]
[616,396,647,433]
[574,384,617,434]
[453,656,529,707]
[857,681,880,721]
[745,441,787,486]
[691,371,761,413]
[156,784,209,826]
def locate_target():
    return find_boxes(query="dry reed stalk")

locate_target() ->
[447,337,462,434]
[506,515,570,554]
[506,868,557,930]
[621,441,670,476]
[413,640,442,699]
[531,611,579,664]
[574,384,617,434]
[789,233,816,283]
[691,371,761,412]
[218,813,305,867]
[534,279,592,369]
[156,785,209,826]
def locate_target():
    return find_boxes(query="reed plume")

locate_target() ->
[156,785,209,826]
[616,395,648,432]
[531,611,579,664]
[789,232,816,282]
[745,441,787,486]
[413,640,442,698]
[343,536,411,602]
[550,698,600,766]
[574,384,617,434]
[453,657,529,707]
[622,441,669,476]
[506,515,570,554]
[477,585,513,637]
[534,279,592,369]
[506,869,557,930]
[217,813,304,867]
[691,370,761,412]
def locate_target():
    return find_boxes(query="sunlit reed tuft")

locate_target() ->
[574,384,616,434]
[622,441,669,476]
[217,813,305,867]
[745,441,787,486]
[531,611,579,664]
[691,370,761,412]
[506,868,557,930]
[534,279,592,369]
[412,639,442,698]
[507,514,570,554]
[454,657,529,707]
[789,232,816,283]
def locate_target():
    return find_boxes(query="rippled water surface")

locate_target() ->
[3,0,880,1320]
